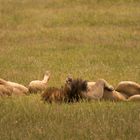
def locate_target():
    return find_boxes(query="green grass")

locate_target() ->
[0,0,140,139]
[0,96,140,140]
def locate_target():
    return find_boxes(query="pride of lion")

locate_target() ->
[0,71,140,103]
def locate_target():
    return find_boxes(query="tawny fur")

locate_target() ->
[87,80,140,101]
[86,79,114,100]
[0,79,13,97]
[88,80,140,101]
[42,87,67,103]
[86,79,127,101]
[127,95,140,101]
[102,89,127,101]
[42,77,140,103]
[42,78,88,103]
[116,81,140,97]
[42,78,115,103]
[0,78,28,96]
[7,81,28,95]
[28,71,50,93]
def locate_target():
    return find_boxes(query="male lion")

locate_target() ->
[41,77,115,103]
[42,78,88,103]
[41,76,140,103]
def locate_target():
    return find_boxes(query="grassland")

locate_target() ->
[0,0,140,139]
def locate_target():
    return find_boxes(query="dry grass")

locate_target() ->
[0,0,140,85]
[0,96,140,140]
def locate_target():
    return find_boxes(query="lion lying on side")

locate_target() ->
[0,78,28,96]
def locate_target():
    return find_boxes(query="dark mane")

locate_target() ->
[41,78,88,103]
[66,78,87,102]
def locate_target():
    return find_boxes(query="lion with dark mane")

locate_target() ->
[41,76,140,103]
[41,77,114,103]
[41,78,88,103]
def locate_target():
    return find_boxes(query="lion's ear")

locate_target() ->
[65,74,73,84]
[0,78,7,85]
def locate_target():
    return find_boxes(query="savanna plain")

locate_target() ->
[0,0,140,139]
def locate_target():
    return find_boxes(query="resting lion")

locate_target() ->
[0,78,28,96]
[42,76,140,103]
[87,79,140,101]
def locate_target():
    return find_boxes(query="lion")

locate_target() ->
[42,76,140,103]
[0,78,28,96]
[41,78,88,103]
[28,71,50,93]
[87,80,140,101]
[41,77,115,103]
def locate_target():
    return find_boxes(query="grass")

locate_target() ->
[0,96,140,140]
[0,0,140,139]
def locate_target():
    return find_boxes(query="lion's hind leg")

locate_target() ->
[127,95,140,101]
[116,81,140,97]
